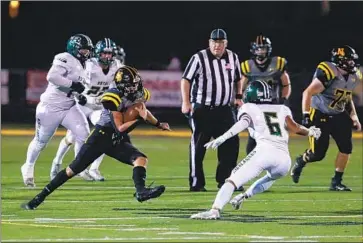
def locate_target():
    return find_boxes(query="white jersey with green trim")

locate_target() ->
[238,103,292,152]
[83,58,124,110]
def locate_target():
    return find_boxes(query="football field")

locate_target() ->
[1,130,362,242]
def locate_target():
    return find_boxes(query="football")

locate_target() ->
[122,102,146,122]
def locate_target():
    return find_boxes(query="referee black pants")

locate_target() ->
[188,104,240,189]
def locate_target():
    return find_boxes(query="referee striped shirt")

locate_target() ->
[182,48,242,106]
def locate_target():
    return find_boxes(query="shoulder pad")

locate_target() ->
[317,61,336,81]
[143,88,151,102]
[101,88,122,110]
[356,68,363,81]
[237,103,252,120]
[241,60,251,75]
[52,53,71,67]
[274,56,287,71]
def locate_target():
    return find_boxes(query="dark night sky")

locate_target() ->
[2,1,363,71]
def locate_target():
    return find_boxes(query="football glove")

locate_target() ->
[204,135,228,150]
[307,126,321,140]
[302,113,311,127]
[70,81,85,94]
[77,94,87,106]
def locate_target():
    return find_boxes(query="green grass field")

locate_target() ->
[1,133,362,242]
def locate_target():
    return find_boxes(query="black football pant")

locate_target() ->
[303,109,353,162]
[69,125,146,174]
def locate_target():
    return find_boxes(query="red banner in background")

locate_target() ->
[26,70,48,104]
[25,70,182,107]
[139,70,182,107]
[1,69,9,105]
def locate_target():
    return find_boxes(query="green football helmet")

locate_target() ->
[66,34,94,62]
[95,38,117,66]
[243,80,272,104]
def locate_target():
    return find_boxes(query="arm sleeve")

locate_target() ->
[182,54,200,82]
[220,113,251,141]
[46,64,72,88]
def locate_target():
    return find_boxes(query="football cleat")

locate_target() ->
[190,209,220,220]
[330,179,352,191]
[21,164,36,188]
[134,185,165,202]
[89,169,105,181]
[230,193,246,210]
[291,156,306,184]
[50,163,61,181]
[21,195,45,210]
[76,170,95,181]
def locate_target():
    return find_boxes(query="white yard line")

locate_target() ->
[2,214,362,223]
[3,234,362,242]
[3,198,362,204]
[3,185,362,190]
[159,232,225,235]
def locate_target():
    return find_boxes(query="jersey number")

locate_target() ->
[263,112,282,137]
[86,86,109,97]
[329,89,352,109]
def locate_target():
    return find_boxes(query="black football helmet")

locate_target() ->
[250,34,272,61]
[331,45,359,74]
[114,66,143,100]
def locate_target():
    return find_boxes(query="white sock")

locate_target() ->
[24,139,42,167]
[245,174,275,198]
[212,182,235,210]
[89,154,105,171]
[53,138,71,165]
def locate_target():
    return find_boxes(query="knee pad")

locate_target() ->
[304,149,325,163]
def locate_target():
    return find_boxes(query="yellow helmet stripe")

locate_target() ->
[102,92,121,103]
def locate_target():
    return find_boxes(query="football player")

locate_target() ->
[21,34,93,187]
[240,34,291,155]
[291,45,362,191]
[21,66,169,210]
[50,38,124,181]
[190,80,321,219]
[114,45,126,64]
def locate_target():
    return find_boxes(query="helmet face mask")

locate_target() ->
[114,66,143,100]
[95,38,116,66]
[250,35,272,62]
[331,45,360,74]
[67,34,94,63]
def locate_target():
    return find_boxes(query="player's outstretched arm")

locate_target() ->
[285,115,321,139]
[205,114,251,150]
[144,107,171,131]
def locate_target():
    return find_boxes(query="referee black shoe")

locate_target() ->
[135,185,166,202]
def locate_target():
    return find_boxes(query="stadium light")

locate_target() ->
[9,1,20,19]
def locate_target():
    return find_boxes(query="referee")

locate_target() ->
[181,29,243,192]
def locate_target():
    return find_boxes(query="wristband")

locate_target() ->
[235,94,243,99]
[155,120,161,127]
